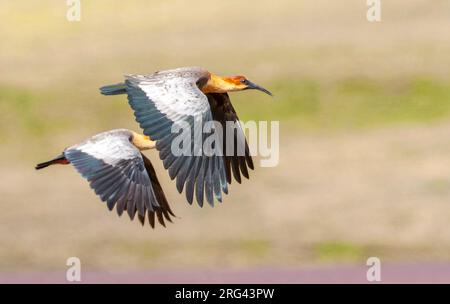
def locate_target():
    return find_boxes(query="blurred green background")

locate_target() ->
[1,0,450,271]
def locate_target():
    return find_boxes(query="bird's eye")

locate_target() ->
[241,79,248,85]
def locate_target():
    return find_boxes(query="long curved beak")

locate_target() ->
[246,80,273,96]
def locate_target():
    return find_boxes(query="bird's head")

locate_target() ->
[202,74,272,96]
[131,132,156,150]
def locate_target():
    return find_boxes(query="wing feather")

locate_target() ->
[141,153,175,226]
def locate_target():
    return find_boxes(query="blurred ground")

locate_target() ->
[1,0,450,274]
[3,122,450,271]
[2,264,450,283]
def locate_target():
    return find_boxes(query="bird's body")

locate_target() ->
[100,67,271,207]
[36,129,174,227]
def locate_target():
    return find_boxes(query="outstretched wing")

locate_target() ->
[122,67,228,207]
[64,129,174,227]
[206,93,254,184]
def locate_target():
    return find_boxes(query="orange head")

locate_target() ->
[201,74,272,96]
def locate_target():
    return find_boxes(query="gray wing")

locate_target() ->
[123,67,228,207]
[64,130,173,227]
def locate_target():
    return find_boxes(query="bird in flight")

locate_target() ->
[35,129,175,228]
[100,67,272,207]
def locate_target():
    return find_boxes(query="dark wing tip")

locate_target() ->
[140,153,176,227]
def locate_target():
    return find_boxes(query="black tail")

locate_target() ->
[99,83,127,95]
[35,154,68,170]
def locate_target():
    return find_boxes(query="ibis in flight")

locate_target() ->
[35,129,175,227]
[37,67,271,228]
[100,67,272,208]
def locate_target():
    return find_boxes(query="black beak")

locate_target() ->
[245,80,273,96]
